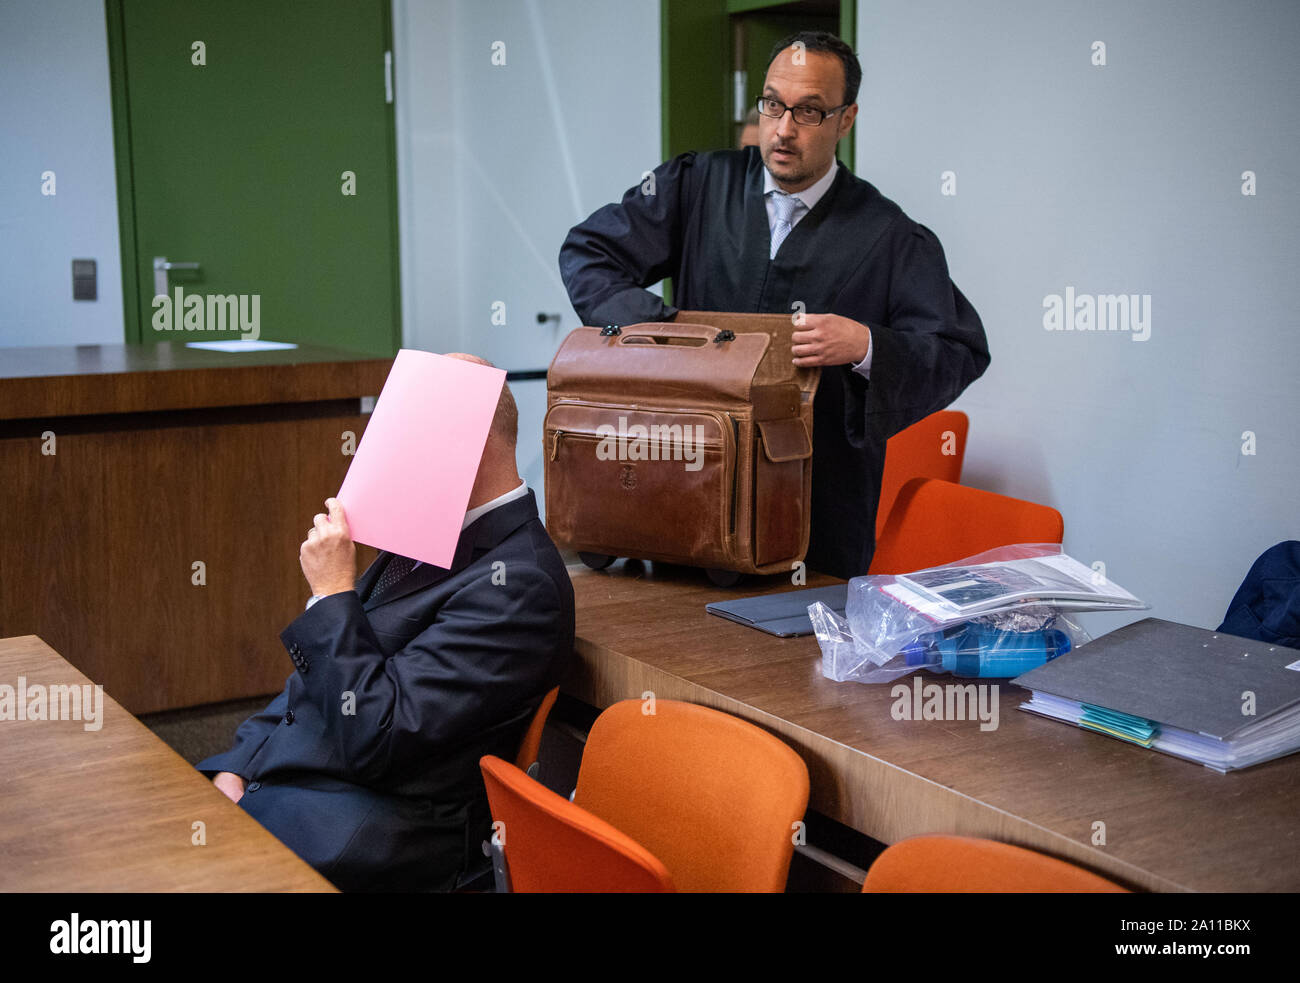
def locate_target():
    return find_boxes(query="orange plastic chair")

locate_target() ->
[862,835,1128,892]
[515,685,560,777]
[572,699,810,892]
[480,754,675,892]
[876,410,969,538]
[463,685,563,890]
[869,477,1064,575]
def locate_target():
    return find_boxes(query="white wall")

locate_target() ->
[855,0,1300,632]
[0,0,124,348]
[392,0,662,505]
[14,1,1287,633]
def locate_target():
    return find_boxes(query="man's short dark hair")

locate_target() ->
[767,31,861,107]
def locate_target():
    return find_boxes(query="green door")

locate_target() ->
[107,0,400,355]
[662,0,855,169]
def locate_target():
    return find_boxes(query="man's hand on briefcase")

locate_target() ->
[299,497,357,598]
[791,313,870,367]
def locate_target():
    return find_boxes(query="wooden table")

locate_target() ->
[0,342,388,713]
[0,635,335,891]
[564,560,1300,892]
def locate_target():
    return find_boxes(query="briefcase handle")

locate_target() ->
[607,321,737,347]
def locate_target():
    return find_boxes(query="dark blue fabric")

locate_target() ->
[1218,540,1300,649]
[197,490,574,891]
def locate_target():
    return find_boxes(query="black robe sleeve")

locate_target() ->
[845,221,990,449]
[558,153,700,326]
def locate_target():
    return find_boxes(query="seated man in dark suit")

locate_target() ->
[197,354,575,891]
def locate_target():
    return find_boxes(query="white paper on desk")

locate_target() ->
[185,340,299,352]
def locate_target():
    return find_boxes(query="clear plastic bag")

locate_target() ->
[811,603,1091,682]
[809,544,1143,683]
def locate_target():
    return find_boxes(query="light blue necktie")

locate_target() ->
[769,191,804,259]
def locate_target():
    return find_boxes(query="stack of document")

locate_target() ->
[887,553,1144,620]
[1014,618,1300,772]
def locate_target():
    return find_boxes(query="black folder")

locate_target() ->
[1014,617,1300,736]
[1013,617,1300,770]
[706,584,848,638]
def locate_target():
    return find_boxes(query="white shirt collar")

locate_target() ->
[763,159,839,212]
[462,479,528,530]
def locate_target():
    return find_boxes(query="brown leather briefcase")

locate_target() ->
[544,311,819,583]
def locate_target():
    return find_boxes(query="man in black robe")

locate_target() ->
[558,31,990,578]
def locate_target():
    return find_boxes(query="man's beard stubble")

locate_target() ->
[761,141,813,187]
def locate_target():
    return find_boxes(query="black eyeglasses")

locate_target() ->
[755,96,848,127]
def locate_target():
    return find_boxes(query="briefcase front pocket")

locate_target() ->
[544,400,736,567]
[753,417,813,566]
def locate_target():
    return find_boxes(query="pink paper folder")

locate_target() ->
[337,350,505,568]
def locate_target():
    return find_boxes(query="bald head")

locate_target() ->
[441,352,521,510]
[443,352,518,451]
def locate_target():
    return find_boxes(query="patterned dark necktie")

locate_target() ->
[369,554,416,602]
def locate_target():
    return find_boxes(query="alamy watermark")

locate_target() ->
[0,677,104,731]
[151,286,260,340]
[890,677,1000,732]
[594,416,708,472]
[1043,287,1150,341]
[50,913,150,963]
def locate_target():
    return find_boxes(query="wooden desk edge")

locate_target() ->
[0,356,394,420]
[566,635,1190,893]
[0,635,337,893]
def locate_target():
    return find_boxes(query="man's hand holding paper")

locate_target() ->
[299,497,357,598]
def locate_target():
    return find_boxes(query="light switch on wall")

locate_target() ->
[72,259,96,301]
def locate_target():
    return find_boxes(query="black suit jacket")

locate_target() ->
[196,489,574,891]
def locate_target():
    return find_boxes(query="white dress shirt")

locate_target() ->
[763,162,873,378]
[307,480,530,608]
[459,478,529,532]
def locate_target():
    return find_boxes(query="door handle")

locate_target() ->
[153,256,201,297]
